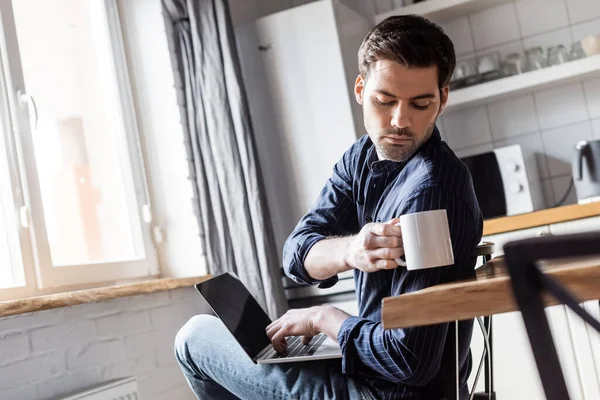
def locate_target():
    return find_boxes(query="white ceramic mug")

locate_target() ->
[394,209,454,271]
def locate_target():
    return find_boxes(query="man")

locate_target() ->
[175,15,483,400]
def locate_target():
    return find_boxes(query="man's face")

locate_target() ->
[355,60,448,162]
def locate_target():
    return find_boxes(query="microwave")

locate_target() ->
[460,145,540,219]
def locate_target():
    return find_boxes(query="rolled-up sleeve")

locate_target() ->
[337,186,482,385]
[282,147,360,287]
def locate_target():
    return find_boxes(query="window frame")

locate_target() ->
[0,0,160,300]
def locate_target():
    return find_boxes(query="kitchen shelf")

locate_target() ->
[445,54,600,111]
[375,0,512,23]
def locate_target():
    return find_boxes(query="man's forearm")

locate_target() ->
[313,305,350,342]
[303,236,354,280]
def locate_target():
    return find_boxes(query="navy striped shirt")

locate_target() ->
[283,127,483,399]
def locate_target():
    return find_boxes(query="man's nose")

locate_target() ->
[391,103,411,129]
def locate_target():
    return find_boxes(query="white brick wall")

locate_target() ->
[0,288,209,400]
[434,0,600,208]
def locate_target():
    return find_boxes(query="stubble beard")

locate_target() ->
[374,121,436,162]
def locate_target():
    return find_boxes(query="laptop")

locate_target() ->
[195,271,342,364]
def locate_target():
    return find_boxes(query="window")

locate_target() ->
[0,0,158,300]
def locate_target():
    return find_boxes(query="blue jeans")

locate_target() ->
[175,315,374,400]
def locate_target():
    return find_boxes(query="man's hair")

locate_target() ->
[358,15,456,89]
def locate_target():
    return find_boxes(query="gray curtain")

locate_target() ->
[162,0,288,318]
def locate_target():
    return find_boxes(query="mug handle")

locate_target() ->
[394,222,406,266]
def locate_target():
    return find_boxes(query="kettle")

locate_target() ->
[573,139,600,203]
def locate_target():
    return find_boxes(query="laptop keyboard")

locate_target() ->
[270,333,328,359]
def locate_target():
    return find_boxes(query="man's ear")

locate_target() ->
[354,75,365,105]
[438,86,449,115]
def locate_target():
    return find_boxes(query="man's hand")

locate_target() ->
[266,306,350,353]
[345,218,404,273]
[266,307,320,353]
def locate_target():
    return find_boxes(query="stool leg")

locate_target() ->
[455,320,460,400]
[483,255,494,400]
[484,316,492,394]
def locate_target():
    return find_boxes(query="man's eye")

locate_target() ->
[375,98,395,107]
[412,103,430,110]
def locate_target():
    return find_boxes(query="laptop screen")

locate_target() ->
[195,272,273,360]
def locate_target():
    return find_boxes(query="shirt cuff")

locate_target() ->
[337,316,364,375]
[288,234,339,287]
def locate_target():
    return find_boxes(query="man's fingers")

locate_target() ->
[370,222,402,237]
[369,235,403,249]
[375,259,400,270]
[368,247,403,261]
[266,321,282,341]
[271,329,288,353]
[301,335,313,345]
[266,318,279,332]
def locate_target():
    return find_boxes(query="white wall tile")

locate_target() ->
[593,118,600,138]
[584,78,600,119]
[488,95,540,140]
[534,83,588,130]
[528,180,547,209]
[542,178,556,206]
[442,106,493,149]
[494,132,549,179]
[566,0,600,24]
[541,121,594,176]
[440,17,475,56]
[516,0,570,37]
[552,175,578,206]
[571,17,600,41]
[454,143,495,159]
[522,28,574,54]
[470,3,521,50]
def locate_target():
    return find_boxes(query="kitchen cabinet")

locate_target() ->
[549,215,600,236]
[235,0,371,257]
[478,216,600,399]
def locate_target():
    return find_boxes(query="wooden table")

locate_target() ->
[382,256,600,330]
[382,256,600,399]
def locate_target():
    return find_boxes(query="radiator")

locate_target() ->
[55,377,139,400]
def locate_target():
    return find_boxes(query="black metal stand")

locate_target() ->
[472,252,496,400]
[503,232,600,400]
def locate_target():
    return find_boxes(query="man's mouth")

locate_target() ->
[382,136,412,145]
